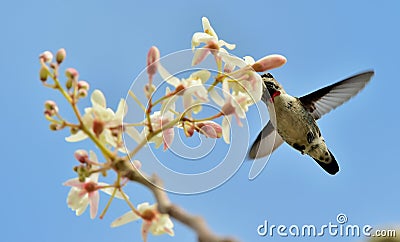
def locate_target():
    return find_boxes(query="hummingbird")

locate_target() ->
[248,71,374,175]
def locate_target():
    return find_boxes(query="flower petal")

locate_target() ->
[163,128,174,150]
[63,178,84,188]
[75,196,89,216]
[218,39,236,50]
[66,187,89,216]
[243,56,256,65]
[191,32,215,49]
[115,99,127,122]
[111,211,141,228]
[222,79,230,99]
[191,70,211,84]
[192,48,210,66]
[125,126,142,144]
[137,202,152,213]
[219,48,245,68]
[202,17,217,38]
[142,222,151,242]
[209,88,224,106]
[89,191,99,219]
[222,116,231,144]
[158,63,180,87]
[65,131,88,142]
[89,150,98,162]
[91,89,106,108]
[182,93,193,112]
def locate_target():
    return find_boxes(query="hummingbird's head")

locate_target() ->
[261,73,285,103]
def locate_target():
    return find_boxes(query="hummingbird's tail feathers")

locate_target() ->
[249,121,284,159]
[312,150,339,175]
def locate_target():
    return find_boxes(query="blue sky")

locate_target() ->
[1,1,400,242]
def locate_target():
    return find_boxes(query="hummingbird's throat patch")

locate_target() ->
[269,91,281,102]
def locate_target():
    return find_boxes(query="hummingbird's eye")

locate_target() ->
[261,73,274,79]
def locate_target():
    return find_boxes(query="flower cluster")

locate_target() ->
[39,16,286,242]
[124,17,286,145]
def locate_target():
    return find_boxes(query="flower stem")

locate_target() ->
[50,73,115,160]
[99,187,116,219]
[128,91,146,112]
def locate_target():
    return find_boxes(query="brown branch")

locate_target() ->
[112,158,239,242]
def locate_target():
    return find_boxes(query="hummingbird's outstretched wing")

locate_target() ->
[248,120,284,159]
[299,71,374,120]
[248,120,284,179]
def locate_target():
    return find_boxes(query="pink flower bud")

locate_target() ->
[197,121,222,138]
[74,149,89,163]
[56,48,66,64]
[251,54,287,72]
[44,110,54,117]
[78,89,88,98]
[147,46,160,78]
[77,80,90,90]
[70,127,79,135]
[39,51,53,63]
[49,123,59,131]
[44,100,57,110]
[65,78,73,90]
[44,101,58,116]
[65,68,79,80]
[184,124,195,137]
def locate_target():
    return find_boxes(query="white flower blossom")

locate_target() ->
[158,65,210,116]
[191,17,236,65]
[63,151,126,219]
[213,79,254,144]
[111,202,174,242]
[65,90,127,151]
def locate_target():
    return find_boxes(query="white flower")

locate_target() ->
[158,66,210,116]
[211,80,254,144]
[191,17,236,65]
[63,151,126,219]
[111,202,174,242]
[65,89,127,151]
[227,65,264,103]
[39,50,53,63]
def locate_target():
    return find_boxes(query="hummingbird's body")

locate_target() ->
[249,71,374,175]
[268,92,336,173]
